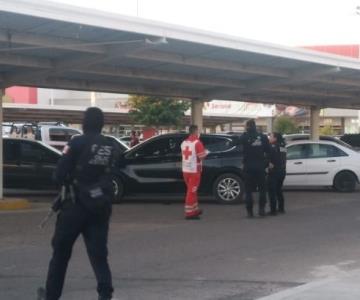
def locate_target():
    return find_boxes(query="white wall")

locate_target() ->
[37,89,129,109]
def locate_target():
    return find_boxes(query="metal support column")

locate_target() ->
[191,99,204,133]
[0,89,3,199]
[341,117,345,135]
[310,106,320,140]
[266,117,273,133]
[90,91,96,107]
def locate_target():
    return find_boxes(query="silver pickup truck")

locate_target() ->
[3,122,81,151]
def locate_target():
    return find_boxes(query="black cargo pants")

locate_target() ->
[268,170,286,213]
[45,202,113,300]
[244,167,267,214]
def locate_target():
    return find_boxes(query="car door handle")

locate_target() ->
[327,159,336,163]
[294,162,303,165]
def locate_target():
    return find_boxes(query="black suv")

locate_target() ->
[4,134,244,203]
[113,133,244,204]
[4,138,62,190]
[3,136,129,191]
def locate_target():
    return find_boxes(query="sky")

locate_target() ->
[52,0,360,47]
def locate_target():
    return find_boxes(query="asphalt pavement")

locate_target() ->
[1,189,360,299]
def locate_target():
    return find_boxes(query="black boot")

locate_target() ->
[246,207,254,218]
[37,287,45,300]
[258,207,266,217]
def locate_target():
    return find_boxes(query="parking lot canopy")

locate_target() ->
[1,0,360,108]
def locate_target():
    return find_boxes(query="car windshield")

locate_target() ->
[106,136,130,152]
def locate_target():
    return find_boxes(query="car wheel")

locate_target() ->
[333,171,357,193]
[213,173,244,204]
[112,177,124,203]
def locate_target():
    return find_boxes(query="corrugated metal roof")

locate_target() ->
[1,0,360,108]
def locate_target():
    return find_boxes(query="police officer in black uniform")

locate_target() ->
[267,132,287,215]
[43,107,119,300]
[239,119,270,218]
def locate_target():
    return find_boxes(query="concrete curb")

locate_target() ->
[256,275,354,300]
[0,198,31,210]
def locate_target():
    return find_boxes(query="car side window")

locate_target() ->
[287,144,308,160]
[21,142,43,163]
[135,137,182,158]
[201,137,233,152]
[331,145,348,157]
[167,138,182,156]
[40,146,59,164]
[20,141,58,164]
[135,139,169,157]
[4,140,20,163]
[308,144,348,159]
[142,139,166,157]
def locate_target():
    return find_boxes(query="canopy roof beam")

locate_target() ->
[0,29,106,54]
[0,53,52,69]
[265,86,356,99]
[72,65,245,88]
[316,76,360,88]
[5,38,165,85]
[128,50,290,78]
[15,77,204,99]
[206,85,357,101]
[239,94,360,109]
[244,66,341,91]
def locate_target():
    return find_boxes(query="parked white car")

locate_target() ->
[284,140,360,192]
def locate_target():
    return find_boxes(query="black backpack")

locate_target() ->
[75,135,116,214]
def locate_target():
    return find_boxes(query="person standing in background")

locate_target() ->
[130,130,139,147]
[268,132,287,215]
[238,119,270,218]
[181,125,208,220]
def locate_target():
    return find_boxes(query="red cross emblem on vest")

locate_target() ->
[182,146,192,160]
